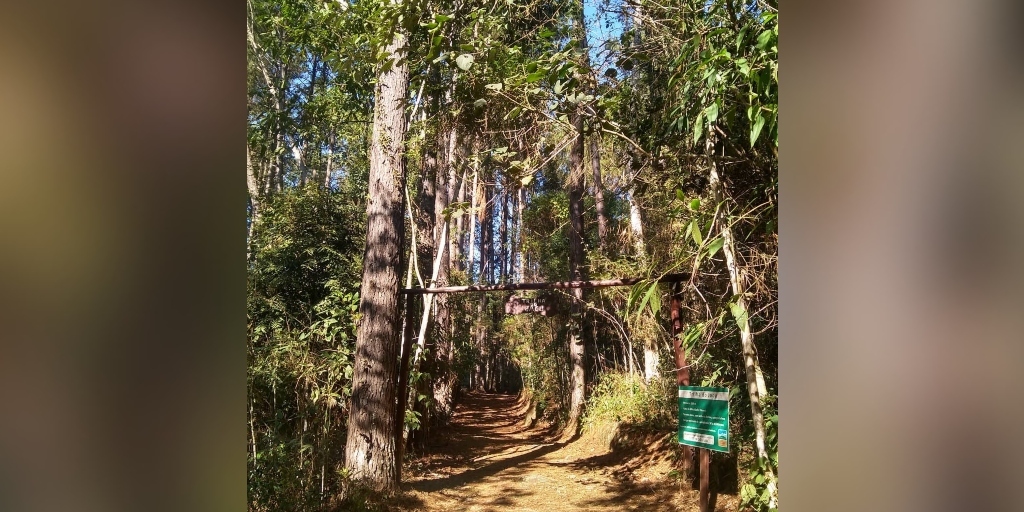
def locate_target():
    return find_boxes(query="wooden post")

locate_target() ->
[699,447,710,512]
[395,289,418,482]
[670,283,693,481]
[671,282,712,511]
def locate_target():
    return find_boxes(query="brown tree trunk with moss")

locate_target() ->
[342,24,409,495]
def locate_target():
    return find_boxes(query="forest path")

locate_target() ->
[396,391,696,512]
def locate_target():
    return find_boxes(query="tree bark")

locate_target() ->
[432,123,457,425]
[516,188,526,280]
[564,95,588,440]
[467,156,479,281]
[343,24,409,495]
[246,146,262,261]
[590,135,608,249]
[561,8,592,440]
[499,189,508,283]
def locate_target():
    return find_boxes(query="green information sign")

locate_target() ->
[678,386,730,453]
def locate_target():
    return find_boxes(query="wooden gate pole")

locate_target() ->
[699,447,710,512]
[671,282,711,512]
[670,283,693,478]
[395,289,418,482]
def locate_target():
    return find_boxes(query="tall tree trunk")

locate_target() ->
[452,164,467,271]
[562,8,590,440]
[707,130,777,507]
[323,132,336,189]
[516,188,525,280]
[416,136,438,297]
[432,123,457,426]
[498,189,508,283]
[246,146,262,261]
[481,182,493,283]
[343,24,409,495]
[297,57,319,187]
[590,135,608,249]
[467,156,479,281]
[564,95,588,440]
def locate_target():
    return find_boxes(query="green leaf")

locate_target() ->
[730,302,748,331]
[676,189,685,201]
[751,112,766,146]
[649,286,661,315]
[525,62,538,73]
[626,282,643,312]
[756,29,773,50]
[460,43,475,52]
[434,14,452,23]
[735,26,749,51]
[455,53,474,70]
[525,71,545,83]
[705,102,719,124]
[706,237,724,257]
[735,57,750,76]
[690,219,703,246]
[692,111,704,144]
[689,198,700,210]
[637,282,657,319]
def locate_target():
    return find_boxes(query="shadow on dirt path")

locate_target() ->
[397,391,727,512]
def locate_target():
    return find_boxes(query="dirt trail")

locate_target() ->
[396,392,720,512]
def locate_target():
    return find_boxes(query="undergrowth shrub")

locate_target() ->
[583,372,676,430]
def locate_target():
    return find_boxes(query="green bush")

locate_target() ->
[583,372,676,430]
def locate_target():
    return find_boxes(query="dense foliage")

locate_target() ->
[247,0,777,509]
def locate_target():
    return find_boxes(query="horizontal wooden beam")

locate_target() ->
[400,272,690,294]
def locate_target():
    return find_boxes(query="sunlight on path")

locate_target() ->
[398,392,693,512]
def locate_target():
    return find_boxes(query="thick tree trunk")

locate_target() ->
[564,103,588,439]
[343,26,409,495]
[707,131,777,507]
[560,9,594,439]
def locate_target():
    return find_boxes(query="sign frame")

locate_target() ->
[678,385,730,453]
